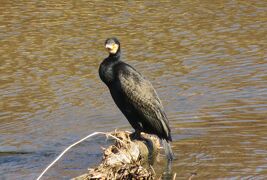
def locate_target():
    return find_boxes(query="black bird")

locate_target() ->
[99,37,174,161]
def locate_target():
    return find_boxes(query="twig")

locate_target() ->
[36,131,127,180]
[105,132,128,146]
[150,165,156,175]
[173,172,177,180]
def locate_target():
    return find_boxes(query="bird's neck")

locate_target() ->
[108,49,121,60]
[99,51,121,85]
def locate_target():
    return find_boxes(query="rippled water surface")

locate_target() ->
[1,1,267,179]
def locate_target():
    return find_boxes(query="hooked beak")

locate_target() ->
[105,44,113,51]
[105,43,119,54]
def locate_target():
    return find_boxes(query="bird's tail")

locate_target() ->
[162,139,174,161]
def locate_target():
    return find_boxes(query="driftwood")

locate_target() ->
[73,131,161,180]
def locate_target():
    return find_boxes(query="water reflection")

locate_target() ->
[0,0,266,179]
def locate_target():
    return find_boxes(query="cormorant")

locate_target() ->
[99,37,174,161]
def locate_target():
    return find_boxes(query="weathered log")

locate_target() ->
[72,131,160,180]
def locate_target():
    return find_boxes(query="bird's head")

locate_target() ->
[105,37,120,55]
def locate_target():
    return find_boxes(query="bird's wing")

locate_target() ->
[117,66,171,139]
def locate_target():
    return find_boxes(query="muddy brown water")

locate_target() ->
[0,1,267,179]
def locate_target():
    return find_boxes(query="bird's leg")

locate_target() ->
[130,130,142,140]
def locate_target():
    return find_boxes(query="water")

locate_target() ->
[0,1,266,179]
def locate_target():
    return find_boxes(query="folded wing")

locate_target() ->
[117,65,171,141]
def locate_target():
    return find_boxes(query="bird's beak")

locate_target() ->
[105,44,113,50]
[105,43,118,54]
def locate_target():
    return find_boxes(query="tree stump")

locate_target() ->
[72,131,160,180]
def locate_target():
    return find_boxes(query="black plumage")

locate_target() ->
[99,38,174,160]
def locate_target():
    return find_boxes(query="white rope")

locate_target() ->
[36,131,113,180]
